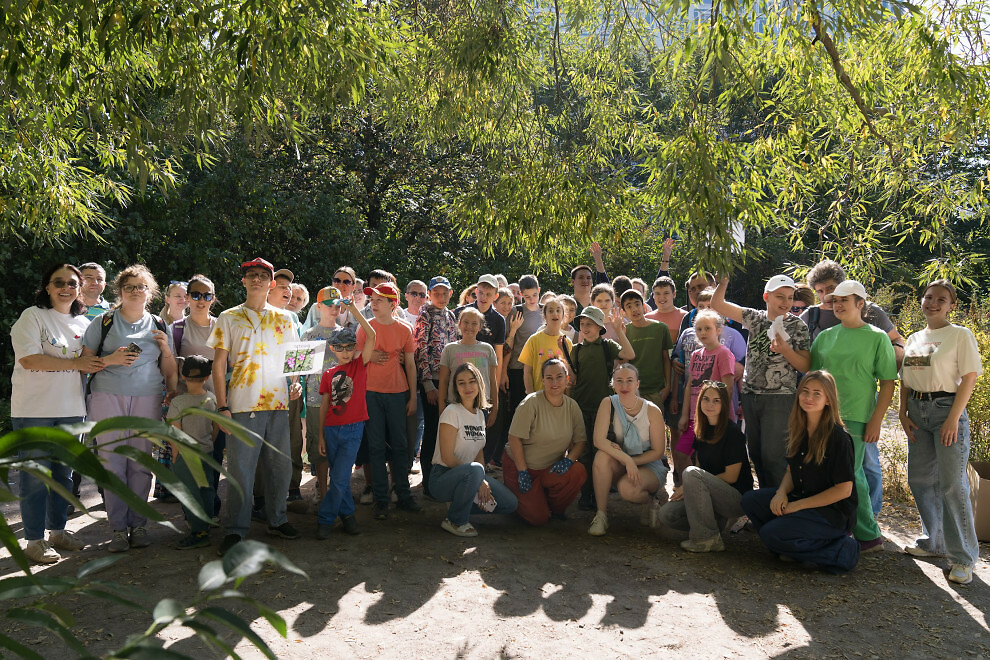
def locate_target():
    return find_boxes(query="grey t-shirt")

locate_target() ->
[84,310,175,397]
[167,392,217,449]
[800,303,895,342]
[508,305,545,370]
[739,308,811,395]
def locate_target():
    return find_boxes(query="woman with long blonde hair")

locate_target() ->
[740,371,859,573]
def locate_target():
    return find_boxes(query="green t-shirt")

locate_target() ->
[569,338,623,414]
[625,320,673,394]
[811,323,896,424]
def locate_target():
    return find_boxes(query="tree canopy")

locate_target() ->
[2,0,988,283]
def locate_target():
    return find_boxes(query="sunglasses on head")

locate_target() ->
[189,291,214,301]
[702,380,728,389]
[332,277,353,285]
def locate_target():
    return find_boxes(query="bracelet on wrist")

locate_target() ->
[217,406,230,413]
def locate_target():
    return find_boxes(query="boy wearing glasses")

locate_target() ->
[209,258,303,555]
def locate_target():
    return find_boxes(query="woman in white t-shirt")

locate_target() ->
[899,279,983,586]
[430,362,518,537]
[10,264,104,564]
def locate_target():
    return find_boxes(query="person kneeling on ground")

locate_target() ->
[430,362,518,537]
[658,380,752,552]
[588,363,668,537]
[740,371,859,573]
[503,359,587,525]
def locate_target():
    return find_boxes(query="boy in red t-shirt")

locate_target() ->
[316,309,376,540]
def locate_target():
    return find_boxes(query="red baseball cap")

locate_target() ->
[364,283,399,301]
[240,257,274,274]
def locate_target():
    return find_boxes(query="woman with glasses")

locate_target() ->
[658,380,752,552]
[302,267,360,332]
[82,264,178,553]
[10,264,105,563]
[587,363,669,536]
[170,274,218,391]
[159,281,188,325]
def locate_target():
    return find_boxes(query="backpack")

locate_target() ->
[87,310,168,394]
[568,340,615,378]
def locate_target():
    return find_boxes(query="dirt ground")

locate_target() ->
[2,446,989,658]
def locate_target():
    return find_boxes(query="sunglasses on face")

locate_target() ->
[791,305,806,313]
[189,291,214,301]
[332,277,353,285]
[49,279,80,289]
[406,291,427,298]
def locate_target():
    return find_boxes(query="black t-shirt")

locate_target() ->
[786,425,857,530]
[453,302,506,350]
[693,423,754,494]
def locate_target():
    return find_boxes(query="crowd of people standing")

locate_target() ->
[8,242,983,585]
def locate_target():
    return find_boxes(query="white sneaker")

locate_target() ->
[904,543,943,558]
[49,529,84,551]
[588,511,608,536]
[440,518,478,537]
[948,564,973,585]
[25,540,60,564]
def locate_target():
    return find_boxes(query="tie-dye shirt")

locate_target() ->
[208,303,295,413]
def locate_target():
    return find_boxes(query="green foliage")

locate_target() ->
[0,412,305,657]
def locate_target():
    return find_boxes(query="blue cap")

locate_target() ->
[329,327,358,346]
[429,276,452,291]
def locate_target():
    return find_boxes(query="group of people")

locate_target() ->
[9,242,982,585]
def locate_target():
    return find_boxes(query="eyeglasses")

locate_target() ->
[702,380,727,389]
[791,305,807,313]
[122,284,149,293]
[49,279,80,289]
[189,291,214,301]
[244,272,270,281]
[332,277,353,286]
[406,291,427,298]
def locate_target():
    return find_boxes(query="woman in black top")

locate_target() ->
[658,381,752,552]
[741,371,859,573]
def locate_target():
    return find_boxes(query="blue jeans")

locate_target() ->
[225,411,291,537]
[741,392,795,488]
[906,396,979,566]
[13,417,83,540]
[429,463,518,525]
[172,453,217,534]
[365,391,412,505]
[317,422,365,525]
[863,442,883,516]
[742,487,859,573]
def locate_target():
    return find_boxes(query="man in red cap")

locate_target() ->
[209,258,303,555]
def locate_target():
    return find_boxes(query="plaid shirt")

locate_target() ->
[414,304,458,384]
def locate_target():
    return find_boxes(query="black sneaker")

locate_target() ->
[177,531,210,550]
[218,534,242,556]
[287,489,303,502]
[373,502,389,520]
[577,494,595,511]
[340,515,360,535]
[267,523,301,540]
[316,524,333,540]
[396,497,422,513]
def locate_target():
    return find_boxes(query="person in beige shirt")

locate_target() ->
[504,359,587,525]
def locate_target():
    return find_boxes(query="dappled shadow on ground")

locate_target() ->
[1,472,988,658]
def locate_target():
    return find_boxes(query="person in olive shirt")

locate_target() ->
[566,305,635,509]
[620,290,673,409]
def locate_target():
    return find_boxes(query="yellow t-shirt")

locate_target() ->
[519,331,572,391]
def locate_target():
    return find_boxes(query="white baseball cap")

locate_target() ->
[830,280,868,300]
[764,274,796,293]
